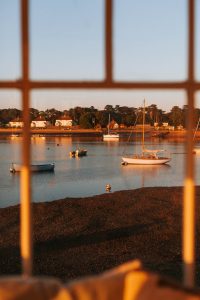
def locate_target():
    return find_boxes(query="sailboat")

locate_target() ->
[122,100,171,165]
[193,116,200,154]
[103,114,119,140]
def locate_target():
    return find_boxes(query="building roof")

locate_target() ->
[32,116,46,121]
[56,115,72,121]
[10,117,23,122]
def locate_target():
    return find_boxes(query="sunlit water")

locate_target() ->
[0,136,199,208]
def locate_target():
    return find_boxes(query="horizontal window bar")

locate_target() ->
[0,80,200,90]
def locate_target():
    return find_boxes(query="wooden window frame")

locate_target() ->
[0,0,198,287]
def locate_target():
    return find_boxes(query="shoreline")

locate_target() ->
[1,186,200,284]
[0,128,198,141]
[0,128,193,137]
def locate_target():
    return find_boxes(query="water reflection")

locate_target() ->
[121,164,171,188]
[0,136,186,207]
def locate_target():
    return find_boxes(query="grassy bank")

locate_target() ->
[1,186,200,284]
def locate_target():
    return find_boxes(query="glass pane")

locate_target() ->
[30,89,187,278]
[30,0,104,80]
[196,0,200,80]
[0,1,21,80]
[114,0,187,81]
[0,90,21,207]
[29,89,186,205]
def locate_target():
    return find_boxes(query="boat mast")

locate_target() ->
[142,99,145,152]
[193,116,200,140]
[108,113,110,134]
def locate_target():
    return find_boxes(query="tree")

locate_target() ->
[69,107,85,125]
[30,108,39,121]
[45,108,62,125]
[0,108,22,125]
[79,112,94,129]
[168,106,183,127]
[104,105,114,112]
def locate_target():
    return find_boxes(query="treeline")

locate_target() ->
[0,104,200,128]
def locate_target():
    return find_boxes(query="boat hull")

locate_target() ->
[70,149,87,157]
[103,134,119,140]
[10,163,55,172]
[193,147,200,154]
[122,156,171,165]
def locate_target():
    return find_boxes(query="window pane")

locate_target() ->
[0,90,21,207]
[0,1,21,80]
[196,0,200,80]
[114,0,187,81]
[30,0,104,80]
[30,89,186,204]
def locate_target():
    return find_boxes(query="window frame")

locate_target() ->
[0,0,198,287]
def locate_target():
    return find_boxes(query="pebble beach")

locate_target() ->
[0,186,200,284]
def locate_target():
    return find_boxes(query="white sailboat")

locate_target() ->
[193,116,200,154]
[122,100,171,165]
[103,114,119,140]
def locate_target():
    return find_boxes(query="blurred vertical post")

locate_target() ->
[20,0,32,277]
[105,0,112,83]
[183,0,195,287]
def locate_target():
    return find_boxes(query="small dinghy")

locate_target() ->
[69,149,87,157]
[10,163,55,173]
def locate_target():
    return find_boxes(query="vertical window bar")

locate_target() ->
[105,0,113,83]
[20,0,32,277]
[183,0,195,287]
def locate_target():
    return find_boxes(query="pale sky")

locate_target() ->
[0,0,200,112]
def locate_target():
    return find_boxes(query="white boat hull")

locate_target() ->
[193,147,200,154]
[10,163,55,172]
[122,156,171,165]
[103,134,119,140]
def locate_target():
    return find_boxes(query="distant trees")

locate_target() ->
[79,112,94,129]
[44,108,62,125]
[0,108,22,126]
[168,106,183,127]
[1,104,200,129]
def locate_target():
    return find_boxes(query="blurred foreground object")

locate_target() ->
[0,260,200,300]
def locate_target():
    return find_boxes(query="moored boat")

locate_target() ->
[122,149,171,165]
[193,147,200,154]
[193,117,200,154]
[10,163,55,173]
[70,149,87,157]
[103,133,119,140]
[122,100,171,165]
[151,131,169,138]
[103,114,119,140]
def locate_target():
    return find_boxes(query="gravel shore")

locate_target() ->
[1,186,200,284]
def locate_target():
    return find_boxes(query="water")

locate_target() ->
[0,136,199,208]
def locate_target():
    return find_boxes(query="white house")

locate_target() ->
[108,120,119,130]
[31,116,50,128]
[9,118,23,128]
[55,115,73,127]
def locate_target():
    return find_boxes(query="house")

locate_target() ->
[177,125,184,130]
[9,117,23,128]
[31,116,50,128]
[55,115,73,127]
[108,120,119,129]
[119,123,126,129]
[162,122,169,128]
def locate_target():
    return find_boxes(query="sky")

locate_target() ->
[0,0,200,112]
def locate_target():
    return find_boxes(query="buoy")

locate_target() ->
[105,184,111,192]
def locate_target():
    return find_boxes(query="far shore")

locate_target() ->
[0,127,199,139]
[1,186,200,285]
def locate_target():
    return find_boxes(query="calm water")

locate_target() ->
[0,136,199,208]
